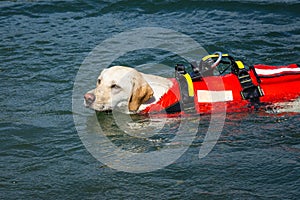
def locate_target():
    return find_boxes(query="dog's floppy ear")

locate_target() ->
[129,77,154,112]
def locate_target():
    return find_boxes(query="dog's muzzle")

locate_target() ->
[84,93,95,106]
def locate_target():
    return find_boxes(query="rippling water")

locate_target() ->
[1,1,300,199]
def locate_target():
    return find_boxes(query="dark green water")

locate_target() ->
[1,1,300,199]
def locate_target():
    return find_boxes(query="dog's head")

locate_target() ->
[84,66,153,113]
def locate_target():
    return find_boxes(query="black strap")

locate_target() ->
[237,66,264,109]
[175,64,196,114]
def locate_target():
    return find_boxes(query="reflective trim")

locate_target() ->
[197,90,233,103]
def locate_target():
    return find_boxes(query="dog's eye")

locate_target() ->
[97,79,101,85]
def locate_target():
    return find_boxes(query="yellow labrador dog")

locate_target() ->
[84,66,173,113]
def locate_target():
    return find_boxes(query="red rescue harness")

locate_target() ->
[142,78,181,114]
[141,64,300,114]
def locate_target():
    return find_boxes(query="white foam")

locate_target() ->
[267,97,300,113]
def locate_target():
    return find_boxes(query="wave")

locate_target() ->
[1,0,299,17]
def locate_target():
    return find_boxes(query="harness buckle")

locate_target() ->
[236,61,264,109]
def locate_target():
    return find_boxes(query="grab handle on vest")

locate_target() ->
[183,73,194,97]
[235,61,245,69]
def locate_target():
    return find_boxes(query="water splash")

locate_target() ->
[266,97,300,114]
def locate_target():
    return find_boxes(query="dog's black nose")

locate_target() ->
[84,93,95,105]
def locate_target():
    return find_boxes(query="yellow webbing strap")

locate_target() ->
[183,73,194,97]
[236,60,245,69]
[202,54,229,61]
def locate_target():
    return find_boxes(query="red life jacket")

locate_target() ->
[141,78,181,114]
[141,64,300,114]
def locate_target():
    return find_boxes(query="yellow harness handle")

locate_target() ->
[202,53,229,61]
[235,60,245,69]
[183,73,194,97]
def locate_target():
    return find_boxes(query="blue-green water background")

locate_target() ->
[1,1,300,199]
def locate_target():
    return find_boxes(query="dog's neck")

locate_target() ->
[136,73,173,111]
